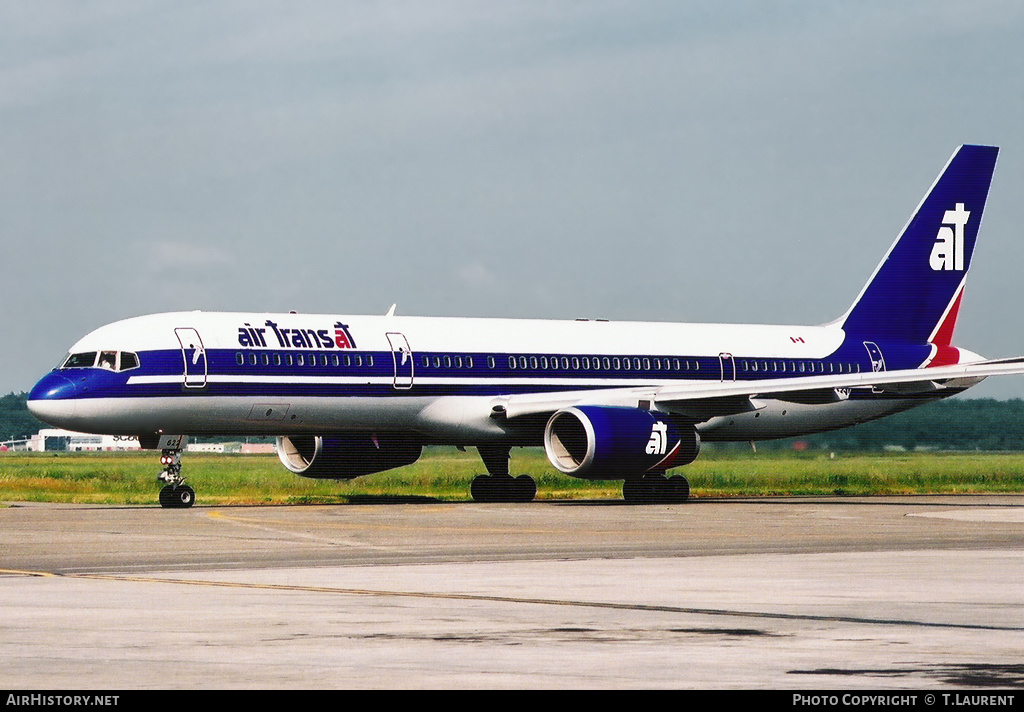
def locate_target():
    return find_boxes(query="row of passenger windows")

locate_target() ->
[421,355,476,369]
[234,352,374,368]
[506,355,700,372]
[738,360,860,374]
[232,351,864,375]
[416,355,702,371]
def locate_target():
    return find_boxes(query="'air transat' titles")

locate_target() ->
[237,320,358,349]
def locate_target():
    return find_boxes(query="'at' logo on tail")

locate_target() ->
[929,203,970,271]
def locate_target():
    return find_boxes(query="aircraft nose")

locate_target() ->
[27,373,78,425]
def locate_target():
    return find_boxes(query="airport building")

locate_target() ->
[0,430,275,454]
[20,429,142,452]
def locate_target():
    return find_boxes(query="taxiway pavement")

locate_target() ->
[2,496,1023,688]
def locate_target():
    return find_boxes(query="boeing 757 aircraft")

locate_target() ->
[27,145,1024,506]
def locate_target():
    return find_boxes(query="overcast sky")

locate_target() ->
[3,1,1024,398]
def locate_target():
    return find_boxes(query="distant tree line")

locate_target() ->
[709,398,1024,451]
[0,392,46,443]
[4,391,1024,451]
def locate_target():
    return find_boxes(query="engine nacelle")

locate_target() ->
[544,406,700,480]
[276,434,422,480]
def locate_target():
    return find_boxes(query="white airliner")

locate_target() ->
[28,145,1024,507]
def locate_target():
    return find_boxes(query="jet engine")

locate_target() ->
[276,434,422,479]
[543,405,700,479]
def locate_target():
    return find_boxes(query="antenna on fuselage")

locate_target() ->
[385,304,397,317]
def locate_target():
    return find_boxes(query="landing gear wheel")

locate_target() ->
[668,475,690,503]
[514,475,537,502]
[470,474,537,502]
[159,484,195,509]
[177,485,195,508]
[623,474,690,504]
[622,478,649,503]
[472,446,535,502]
[156,447,195,508]
[470,474,495,502]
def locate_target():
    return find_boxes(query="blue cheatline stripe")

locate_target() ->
[44,340,935,401]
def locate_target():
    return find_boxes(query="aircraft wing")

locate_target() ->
[495,356,1024,421]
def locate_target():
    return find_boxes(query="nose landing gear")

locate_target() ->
[156,448,195,508]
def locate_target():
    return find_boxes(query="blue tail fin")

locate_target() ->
[840,144,999,347]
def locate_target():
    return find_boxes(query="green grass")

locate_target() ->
[2,447,1024,505]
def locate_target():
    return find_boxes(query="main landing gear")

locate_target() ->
[470,446,537,503]
[156,448,195,508]
[622,473,690,504]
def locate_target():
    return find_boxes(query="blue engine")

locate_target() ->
[276,434,422,479]
[543,406,700,480]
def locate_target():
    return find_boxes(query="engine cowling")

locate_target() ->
[544,406,700,480]
[276,434,422,479]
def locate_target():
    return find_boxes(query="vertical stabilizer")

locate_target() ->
[840,145,998,348]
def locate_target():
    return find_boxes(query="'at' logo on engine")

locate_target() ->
[929,203,970,271]
[646,422,668,456]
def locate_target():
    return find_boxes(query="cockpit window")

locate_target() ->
[63,352,97,368]
[119,352,139,371]
[60,351,140,372]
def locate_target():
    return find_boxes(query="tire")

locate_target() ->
[622,479,644,503]
[158,485,175,508]
[514,475,537,502]
[160,484,195,509]
[668,475,690,503]
[471,475,495,502]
